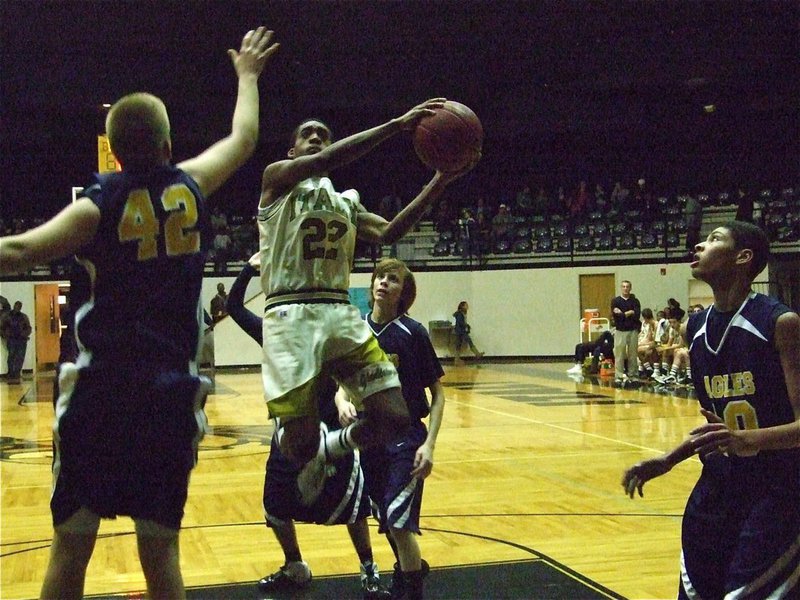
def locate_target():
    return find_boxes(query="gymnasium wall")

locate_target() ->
[0,262,712,374]
[203,261,704,365]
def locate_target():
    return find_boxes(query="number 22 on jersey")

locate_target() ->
[117,184,200,261]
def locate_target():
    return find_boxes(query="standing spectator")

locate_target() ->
[684,191,703,253]
[0,301,32,384]
[212,226,232,273]
[210,283,228,323]
[452,301,484,365]
[611,280,641,385]
[338,258,444,600]
[622,221,800,599]
[457,208,476,257]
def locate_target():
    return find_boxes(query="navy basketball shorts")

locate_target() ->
[680,466,800,599]
[263,435,370,527]
[362,422,428,535]
[51,362,208,531]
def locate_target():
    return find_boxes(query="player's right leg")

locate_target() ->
[40,508,99,600]
[134,519,185,600]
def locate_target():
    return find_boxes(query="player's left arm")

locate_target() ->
[357,160,477,245]
[411,379,445,480]
[0,198,100,275]
[691,311,800,455]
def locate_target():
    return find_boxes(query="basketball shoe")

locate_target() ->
[257,560,312,592]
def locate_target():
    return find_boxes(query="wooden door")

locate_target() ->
[579,273,615,340]
[34,283,60,369]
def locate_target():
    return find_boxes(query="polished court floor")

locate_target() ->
[0,361,702,599]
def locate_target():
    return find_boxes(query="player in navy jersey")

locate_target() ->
[622,221,800,599]
[337,258,446,600]
[0,27,278,599]
[226,255,388,599]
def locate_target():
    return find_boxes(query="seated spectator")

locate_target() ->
[491,204,513,243]
[566,329,615,377]
[531,187,551,217]
[515,185,533,218]
[654,309,669,345]
[637,308,658,379]
[654,308,685,382]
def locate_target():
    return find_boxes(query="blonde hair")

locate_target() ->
[105,93,170,168]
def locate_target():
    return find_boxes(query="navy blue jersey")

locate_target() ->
[687,293,799,484]
[366,314,444,421]
[76,167,211,366]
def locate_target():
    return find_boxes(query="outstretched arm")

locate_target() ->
[259,98,446,208]
[0,199,100,275]
[179,27,279,197]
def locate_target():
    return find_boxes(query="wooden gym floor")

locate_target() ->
[1,361,701,599]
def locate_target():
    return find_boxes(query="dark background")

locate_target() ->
[1,0,797,219]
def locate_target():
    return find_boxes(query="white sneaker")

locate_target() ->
[566,364,583,374]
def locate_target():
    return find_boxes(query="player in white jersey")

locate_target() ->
[258,103,477,500]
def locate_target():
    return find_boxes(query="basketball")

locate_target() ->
[413,100,483,172]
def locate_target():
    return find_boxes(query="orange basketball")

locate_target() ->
[412,100,483,172]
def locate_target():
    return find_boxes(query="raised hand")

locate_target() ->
[228,26,280,78]
[394,98,447,131]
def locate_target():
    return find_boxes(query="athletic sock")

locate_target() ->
[670,365,679,378]
[285,550,302,564]
[685,367,692,379]
[324,423,358,460]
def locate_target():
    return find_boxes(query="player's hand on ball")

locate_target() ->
[396,98,447,130]
[437,150,480,184]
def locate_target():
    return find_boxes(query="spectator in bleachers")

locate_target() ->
[491,204,513,244]
[532,187,551,217]
[610,181,630,212]
[570,180,590,220]
[212,226,232,273]
[594,183,608,212]
[378,192,402,221]
[515,185,533,219]
[684,191,703,252]
[735,187,754,223]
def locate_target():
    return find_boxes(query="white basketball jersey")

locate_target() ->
[258,177,361,306]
